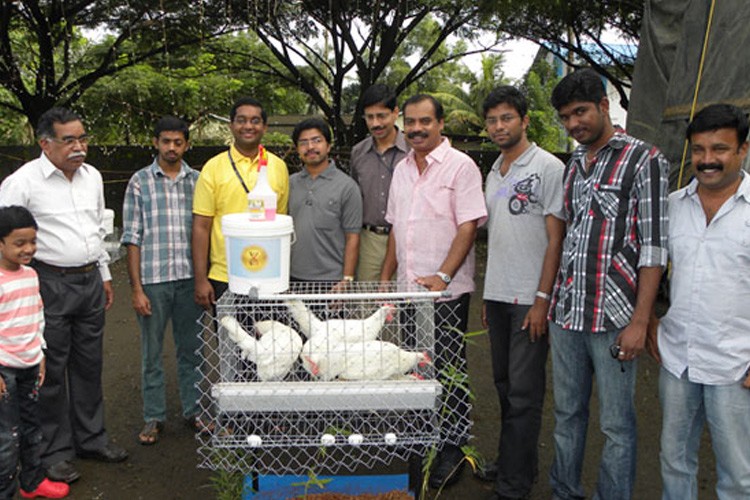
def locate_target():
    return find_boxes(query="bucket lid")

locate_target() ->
[221,213,294,234]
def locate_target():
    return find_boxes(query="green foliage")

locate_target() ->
[522,59,568,152]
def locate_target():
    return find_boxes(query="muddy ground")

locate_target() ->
[46,257,720,500]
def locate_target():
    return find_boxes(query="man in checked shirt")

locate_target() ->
[547,68,669,500]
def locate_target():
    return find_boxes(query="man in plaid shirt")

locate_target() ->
[547,69,669,500]
[121,116,204,445]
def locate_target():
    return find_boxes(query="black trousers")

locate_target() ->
[34,265,108,467]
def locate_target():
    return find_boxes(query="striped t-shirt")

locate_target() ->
[0,265,45,368]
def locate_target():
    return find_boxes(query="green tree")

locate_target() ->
[228,0,505,146]
[522,59,567,152]
[480,0,642,109]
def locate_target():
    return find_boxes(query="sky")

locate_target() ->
[496,38,540,81]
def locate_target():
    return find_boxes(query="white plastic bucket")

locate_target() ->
[221,213,294,295]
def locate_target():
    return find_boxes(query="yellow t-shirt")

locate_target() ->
[193,145,289,282]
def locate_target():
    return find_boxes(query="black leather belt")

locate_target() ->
[33,260,98,275]
[363,224,391,235]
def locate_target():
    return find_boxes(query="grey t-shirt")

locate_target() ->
[289,161,363,280]
[483,143,564,305]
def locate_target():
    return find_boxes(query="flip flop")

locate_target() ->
[185,415,215,435]
[138,420,163,445]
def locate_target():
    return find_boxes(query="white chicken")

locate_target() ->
[219,316,303,381]
[302,340,431,381]
[286,300,395,342]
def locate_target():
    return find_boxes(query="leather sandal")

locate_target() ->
[186,415,214,435]
[138,420,163,445]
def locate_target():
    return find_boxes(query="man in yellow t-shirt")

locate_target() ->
[192,97,289,308]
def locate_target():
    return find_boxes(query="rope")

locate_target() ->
[677,0,717,189]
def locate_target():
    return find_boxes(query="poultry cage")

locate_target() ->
[194,281,472,480]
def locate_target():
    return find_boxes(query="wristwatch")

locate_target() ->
[436,271,452,284]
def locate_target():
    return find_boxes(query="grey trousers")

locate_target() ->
[34,264,109,467]
[485,300,549,498]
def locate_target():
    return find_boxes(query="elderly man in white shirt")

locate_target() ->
[649,103,750,500]
[0,108,128,484]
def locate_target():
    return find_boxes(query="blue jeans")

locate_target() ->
[549,323,637,500]
[0,365,44,498]
[659,366,750,500]
[139,279,203,422]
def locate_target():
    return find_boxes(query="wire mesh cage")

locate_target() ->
[195,281,472,476]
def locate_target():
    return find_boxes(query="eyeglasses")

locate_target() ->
[233,117,263,126]
[297,136,325,147]
[485,114,520,126]
[362,112,393,122]
[48,135,90,146]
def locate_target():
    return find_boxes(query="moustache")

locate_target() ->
[696,163,723,172]
[407,131,429,140]
[67,151,86,160]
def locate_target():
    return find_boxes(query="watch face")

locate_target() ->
[438,272,451,284]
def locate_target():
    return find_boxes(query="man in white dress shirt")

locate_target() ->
[0,108,127,484]
[649,103,750,499]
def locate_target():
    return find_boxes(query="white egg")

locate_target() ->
[347,433,364,445]
[384,432,397,444]
[246,434,262,447]
[320,433,336,446]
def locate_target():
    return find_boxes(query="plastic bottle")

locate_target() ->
[247,145,277,221]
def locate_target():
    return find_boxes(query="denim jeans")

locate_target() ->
[548,323,637,500]
[659,366,750,500]
[486,301,548,498]
[0,364,44,498]
[139,278,203,422]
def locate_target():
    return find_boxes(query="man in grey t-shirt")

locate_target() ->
[288,118,362,287]
[477,86,565,500]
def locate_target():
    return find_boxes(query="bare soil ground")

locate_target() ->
[49,258,719,500]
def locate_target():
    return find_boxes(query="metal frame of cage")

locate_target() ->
[194,282,468,477]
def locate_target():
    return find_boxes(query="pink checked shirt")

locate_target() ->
[386,137,487,299]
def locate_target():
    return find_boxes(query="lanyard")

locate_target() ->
[227,145,268,194]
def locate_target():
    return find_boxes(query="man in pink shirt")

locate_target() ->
[381,94,487,490]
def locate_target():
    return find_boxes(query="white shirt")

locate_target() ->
[658,174,750,385]
[0,153,111,281]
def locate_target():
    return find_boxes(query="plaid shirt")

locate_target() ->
[550,131,669,332]
[121,159,199,285]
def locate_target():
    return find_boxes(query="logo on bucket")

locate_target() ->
[241,245,268,272]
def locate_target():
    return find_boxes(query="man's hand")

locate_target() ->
[615,320,647,362]
[645,315,661,364]
[38,357,46,387]
[103,280,114,311]
[415,275,447,292]
[522,298,550,342]
[131,289,152,316]
[743,369,750,390]
[194,278,215,310]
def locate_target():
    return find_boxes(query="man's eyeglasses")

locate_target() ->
[297,136,325,147]
[48,135,90,146]
[485,114,520,126]
[362,112,393,122]
[233,117,263,126]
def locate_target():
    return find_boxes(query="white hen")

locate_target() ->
[338,341,431,380]
[302,340,430,381]
[286,300,395,342]
[219,316,303,381]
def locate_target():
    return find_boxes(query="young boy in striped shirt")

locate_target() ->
[0,206,68,499]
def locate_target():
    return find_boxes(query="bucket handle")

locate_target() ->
[290,230,297,245]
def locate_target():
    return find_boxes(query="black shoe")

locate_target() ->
[475,460,499,482]
[45,460,81,483]
[78,441,129,463]
[429,445,466,489]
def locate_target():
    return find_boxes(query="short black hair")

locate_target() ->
[292,117,332,145]
[36,107,82,140]
[230,97,267,123]
[154,116,189,141]
[686,103,750,145]
[362,84,398,110]
[551,68,606,111]
[0,206,37,240]
[483,85,528,118]
[402,94,444,121]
